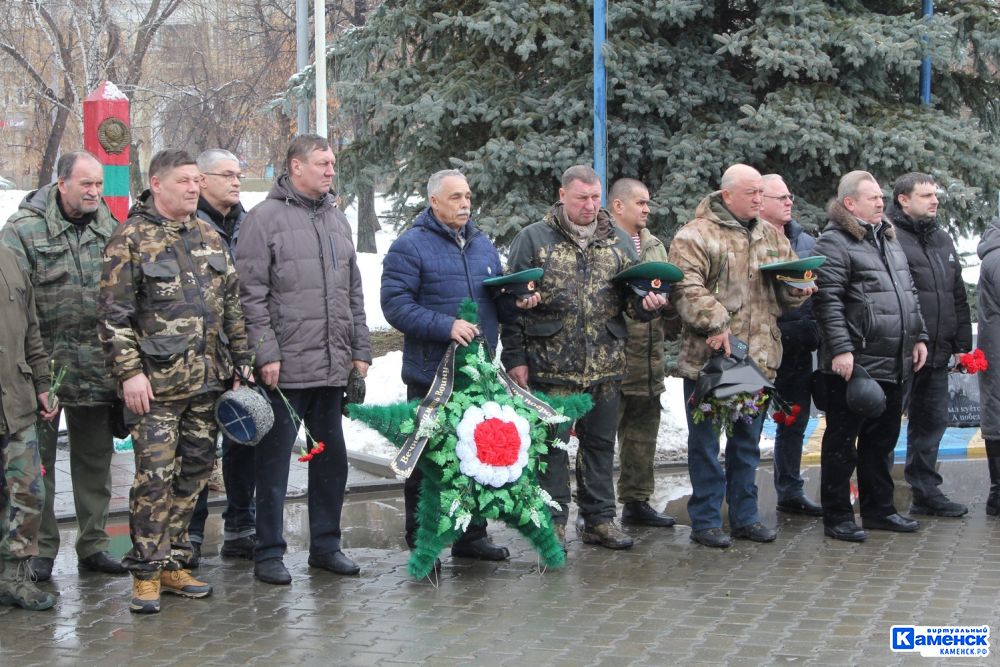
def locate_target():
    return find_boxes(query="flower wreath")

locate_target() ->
[349,300,592,578]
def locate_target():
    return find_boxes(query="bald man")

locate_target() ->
[668,164,812,548]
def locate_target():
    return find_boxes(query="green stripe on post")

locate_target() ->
[102,165,130,197]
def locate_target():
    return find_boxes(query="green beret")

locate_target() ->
[612,261,684,296]
[760,256,826,289]
[483,268,544,297]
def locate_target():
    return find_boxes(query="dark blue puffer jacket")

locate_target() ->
[381,208,503,387]
[776,219,820,357]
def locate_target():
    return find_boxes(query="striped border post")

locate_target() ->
[83,81,131,223]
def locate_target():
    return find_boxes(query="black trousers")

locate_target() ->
[403,383,486,549]
[820,375,904,526]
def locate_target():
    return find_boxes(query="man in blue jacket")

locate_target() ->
[381,169,538,562]
[759,174,823,516]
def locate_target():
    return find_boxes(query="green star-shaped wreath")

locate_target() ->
[349,299,592,578]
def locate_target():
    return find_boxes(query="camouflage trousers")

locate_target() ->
[0,424,44,560]
[616,393,664,503]
[123,393,218,576]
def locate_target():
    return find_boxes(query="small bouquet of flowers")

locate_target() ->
[690,334,804,436]
[955,349,989,375]
[771,402,802,427]
[690,389,770,436]
[273,387,326,463]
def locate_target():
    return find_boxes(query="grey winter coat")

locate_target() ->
[977,218,1000,439]
[812,200,927,384]
[236,175,371,389]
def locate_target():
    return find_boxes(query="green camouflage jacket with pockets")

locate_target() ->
[0,244,50,434]
[2,184,117,405]
[500,203,649,389]
[668,192,805,383]
[621,228,681,396]
[97,191,250,401]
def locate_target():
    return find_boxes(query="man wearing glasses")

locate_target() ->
[759,175,823,517]
[186,149,256,567]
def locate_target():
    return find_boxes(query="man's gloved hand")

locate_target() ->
[342,367,367,416]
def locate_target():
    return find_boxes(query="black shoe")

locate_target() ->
[580,522,634,550]
[450,537,510,561]
[730,522,777,543]
[28,556,53,582]
[220,536,257,560]
[862,513,919,533]
[254,558,291,585]
[79,551,127,575]
[909,496,968,518]
[308,550,360,576]
[824,520,867,542]
[622,501,676,527]
[776,495,824,517]
[988,491,1000,517]
[691,528,732,549]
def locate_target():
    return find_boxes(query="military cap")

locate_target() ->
[612,261,684,297]
[483,268,543,298]
[215,386,274,446]
[692,335,774,404]
[760,255,826,289]
[846,365,886,419]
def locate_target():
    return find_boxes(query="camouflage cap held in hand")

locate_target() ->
[483,268,544,298]
[613,261,684,297]
[759,256,826,289]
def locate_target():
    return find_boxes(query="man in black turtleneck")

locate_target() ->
[186,149,255,566]
[890,172,972,518]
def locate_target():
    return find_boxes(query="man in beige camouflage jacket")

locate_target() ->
[668,164,812,549]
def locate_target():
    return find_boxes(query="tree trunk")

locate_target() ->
[356,183,379,253]
[129,141,144,198]
[37,103,71,188]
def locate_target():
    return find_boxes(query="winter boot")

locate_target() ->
[130,573,161,614]
[0,558,56,611]
[985,439,1000,516]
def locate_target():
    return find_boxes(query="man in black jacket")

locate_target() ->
[889,173,972,517]
[187,149,256,566]
[760,174,823,517]
[813,171,928,542]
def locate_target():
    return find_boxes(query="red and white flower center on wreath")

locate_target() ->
[455,401,531,488]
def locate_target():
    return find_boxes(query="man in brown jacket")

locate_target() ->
[237,135,372,585]
[610,178,680,527]
[668,164,812,548]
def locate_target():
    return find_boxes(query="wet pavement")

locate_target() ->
[2,456,999,666]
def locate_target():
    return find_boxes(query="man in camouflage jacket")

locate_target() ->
[0,243,58,611]
[668,164,810,549]
[609,178,681,528]
[501,165,667,551]
[2,150,126,581]
[98,149,250,614]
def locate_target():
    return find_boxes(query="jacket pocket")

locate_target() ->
[141,259,182,302]
[206,253,228,274]
[17,361,33,379]
[139,334,190,395]
[35,245,70,285]
[524,319,564,375]
[605,317,628,340]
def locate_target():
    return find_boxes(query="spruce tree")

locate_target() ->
[306,0,1000,242]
